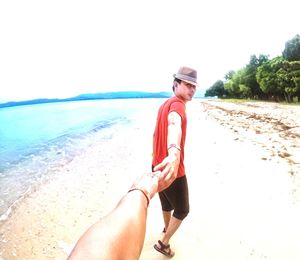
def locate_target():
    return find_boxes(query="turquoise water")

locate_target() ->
[0,98,162,218]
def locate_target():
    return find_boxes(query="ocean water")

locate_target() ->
[0,98,163,218]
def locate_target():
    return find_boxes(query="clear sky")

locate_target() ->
[0,0,299,102]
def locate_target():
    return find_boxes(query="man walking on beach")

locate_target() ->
[152,66,197,257]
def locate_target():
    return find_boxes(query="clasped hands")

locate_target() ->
[131,154,179,201]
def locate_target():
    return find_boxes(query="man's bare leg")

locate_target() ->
[162,210,172,231]
[154,215,182,256]
[161,215,182,246]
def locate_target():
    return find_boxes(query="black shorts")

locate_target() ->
[159,175,190,220]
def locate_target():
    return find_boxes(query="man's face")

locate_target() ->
[176,81,196,101]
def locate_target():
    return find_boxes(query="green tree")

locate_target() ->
[214,35,300,102]
[286,61,300,100]
[205,80,226,98]
[256,57,283,101]
[224,70,239,98]
[256,57,299,102]
[282,34,300,61]
[276,61,294,102]
[275,59,300,102]
[224,70,235,81]
[243,54,269,99]
[224,69,251,98]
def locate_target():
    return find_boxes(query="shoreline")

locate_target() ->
[0,109,157,259]
[1,99,300,259]
[0,105,138,219]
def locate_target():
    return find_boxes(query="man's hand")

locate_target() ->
[131,171,160,200]
[154,149,180,192]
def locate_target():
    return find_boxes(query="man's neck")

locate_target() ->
[174,94,187,104]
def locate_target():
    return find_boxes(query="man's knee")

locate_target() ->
[173,207,189,220]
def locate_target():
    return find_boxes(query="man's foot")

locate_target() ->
[154,240,175,258]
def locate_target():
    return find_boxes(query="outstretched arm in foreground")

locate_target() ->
[67,172,159,260]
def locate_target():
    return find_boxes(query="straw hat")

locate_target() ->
[173,66,198,86]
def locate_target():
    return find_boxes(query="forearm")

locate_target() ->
[167,124,182,150]
[68,191,148,260]
[167,113,182,169]
[104,191,148,259]
[167,124,181,170]
[167,111,182,152]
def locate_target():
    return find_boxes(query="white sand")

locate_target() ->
[142,100,300,259]
[1,99,300,260]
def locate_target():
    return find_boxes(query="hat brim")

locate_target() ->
[173,74,198,87]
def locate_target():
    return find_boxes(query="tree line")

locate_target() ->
[205,34,300,102]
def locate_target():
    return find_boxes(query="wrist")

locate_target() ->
[128,187,150,207]
[167,147,181,158]
[168,143,181,151]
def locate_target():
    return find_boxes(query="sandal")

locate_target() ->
[154,240,175,258]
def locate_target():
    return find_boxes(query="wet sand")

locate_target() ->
[1,99,300,259]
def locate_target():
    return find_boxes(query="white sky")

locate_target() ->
[0,0,299,102]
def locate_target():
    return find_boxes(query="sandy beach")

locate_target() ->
[1,99,300,260]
